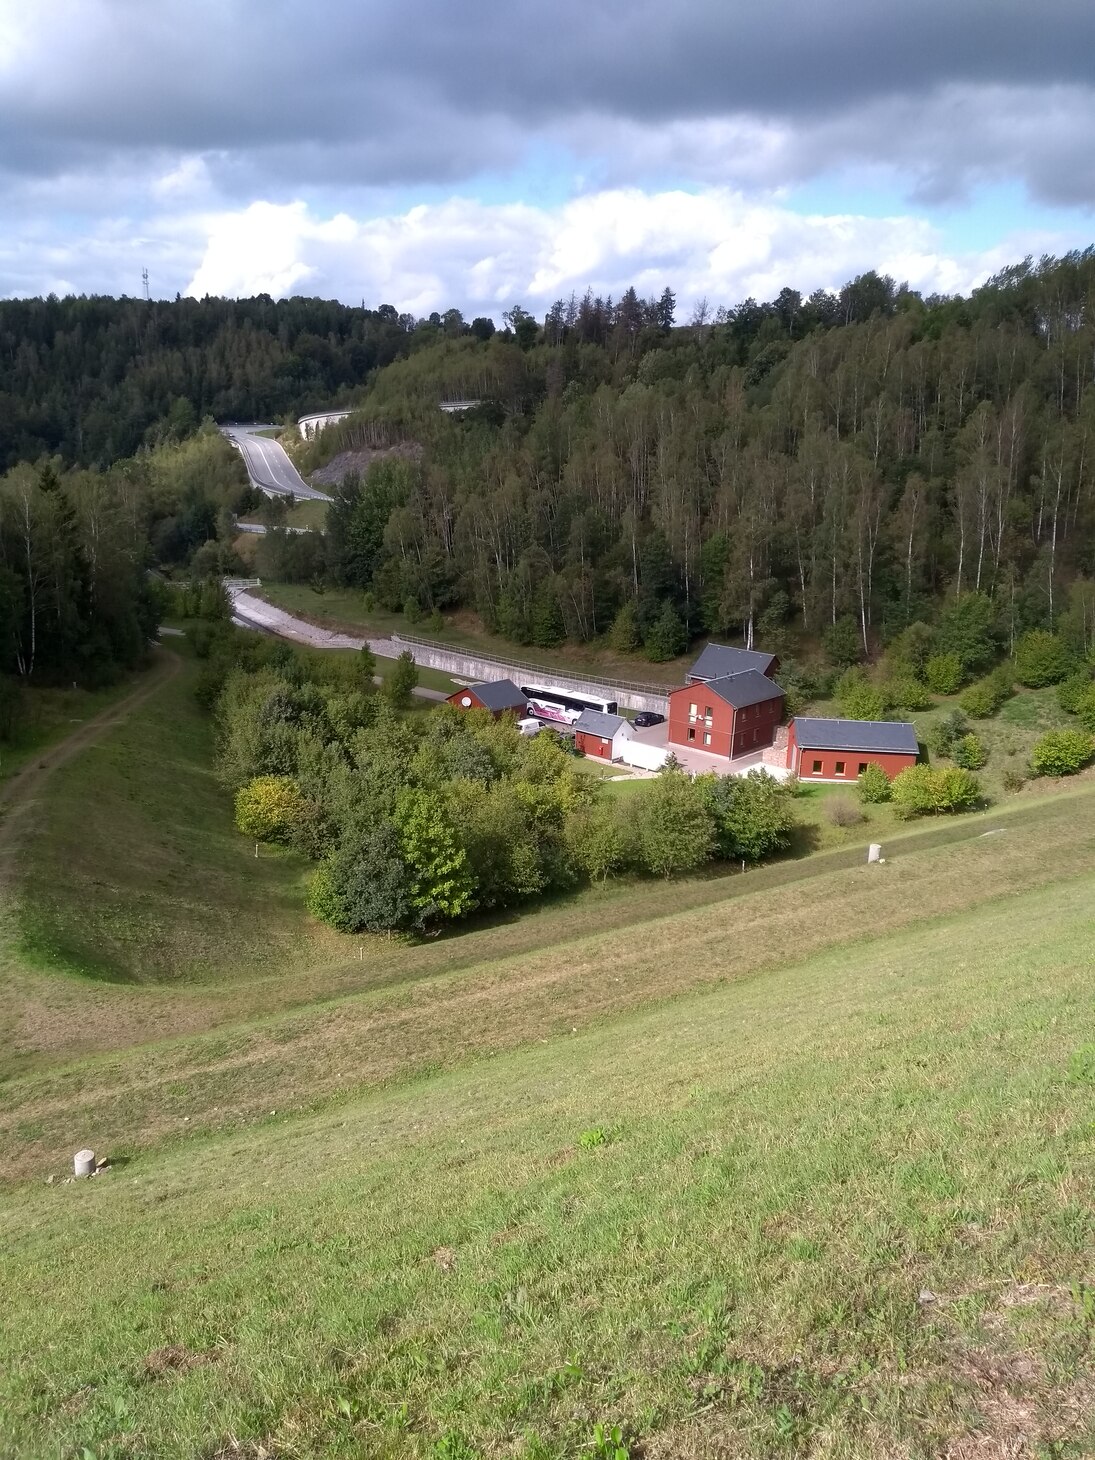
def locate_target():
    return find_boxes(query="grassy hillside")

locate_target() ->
[3,870,1094,1459]
[3,650,1095,1457]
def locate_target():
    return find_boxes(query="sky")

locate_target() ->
[2,0,1095,319]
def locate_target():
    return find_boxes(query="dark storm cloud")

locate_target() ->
[2,0,1095,201]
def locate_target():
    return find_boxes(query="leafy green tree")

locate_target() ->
[857,763,892,804]
[953,733,987,770]
[644,600,687,662]
[234,775,307,845]
[887,621,935,678]
[959,668,1012,717]
[696,770,796,863]
[927,707,968,758]
[1013,630,1069,687]
[563,803,628,885]
[384,650,419,709]
[308,820,415,932]
[1057,670,1094,715]
[632,771,715,878]
[822,616,863,667]
[936,593,997,675]
[885,676,932,711]
[608,600,641,653]
[924,653,963,694]
[1030,729,1095,777]
[530,581,566,648]
[393,788,477,921]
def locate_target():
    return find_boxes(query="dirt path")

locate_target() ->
[0,649,182,879]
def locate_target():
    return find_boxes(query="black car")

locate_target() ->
[633,710,665,728]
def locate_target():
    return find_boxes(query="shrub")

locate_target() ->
[924,652,963,694]
[1072,683,1095,735]
[1013,629,1069,687]
[953,733,987,769]
[1002,768,1026,793]
[959,665,1012,718]
[1030,729,1095,778]
[857,763,892,804]
[826,796,865,827]
[1057,670,1094,715]
[835,668,888,721]
[927,707,968,758]
[891,763,981,816]
[886,676,932,711]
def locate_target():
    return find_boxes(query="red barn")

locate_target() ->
[788,718,919,780]
[446,679,528,719]
[667,671,785,760]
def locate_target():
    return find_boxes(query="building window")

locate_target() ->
[811,759,822,775]
[835,760,846,776]
[687,728,696,742]
[703,731,712,746]
[858,762,868,775]
[704,705,713,720]
[688,702,698,719]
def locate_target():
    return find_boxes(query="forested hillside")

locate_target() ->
[0,295,425,469]
[291,252,1095,667]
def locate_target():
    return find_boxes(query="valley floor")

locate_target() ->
[1,651,1093,1458]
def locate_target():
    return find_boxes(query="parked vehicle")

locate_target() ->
[633,710,665,728]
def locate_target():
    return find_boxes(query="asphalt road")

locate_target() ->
[220,423,331,502]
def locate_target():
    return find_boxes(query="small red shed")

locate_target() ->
[667,670,784,760]
[446,679,528,719]
[787,718,919,780]
[573,709,634,760]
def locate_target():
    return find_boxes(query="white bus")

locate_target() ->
[520,683,619,726]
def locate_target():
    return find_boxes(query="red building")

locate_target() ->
[667,670,785,760]
[573,709,634,760]
[787,718,919,780]
[687,642,780,685]
[446,679,528,719]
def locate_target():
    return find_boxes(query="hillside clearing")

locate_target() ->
[2,869,1093,1458]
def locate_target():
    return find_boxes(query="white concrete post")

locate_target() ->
[74,1149,96,1177]
[868,843,882,863]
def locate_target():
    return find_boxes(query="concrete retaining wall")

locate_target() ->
[391,635,670,715]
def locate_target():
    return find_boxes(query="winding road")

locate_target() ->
[221,423,331,502]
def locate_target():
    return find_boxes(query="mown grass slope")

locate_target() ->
[3,869,1094,1459]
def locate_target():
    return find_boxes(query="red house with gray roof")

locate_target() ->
[668,669,785,760]
[787,718,919,780]
[446,679,528,719]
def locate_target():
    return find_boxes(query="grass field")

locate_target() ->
[0,665,155,789]
[2,654,1094,1458]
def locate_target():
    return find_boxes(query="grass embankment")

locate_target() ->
[257,582,693,689]
[3,869,1094,1458]
[0,667,155,790]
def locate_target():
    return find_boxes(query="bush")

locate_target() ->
[924,652,963,694]
[1030,729,1095,778]
[891,763,981,816]
[857,763,892,804]
[927,707,968,758]
[1057,670,1094,715]
[953,733,987,770]
[1070,682,1095,734]
[1014,629,1069,688]
[835,668,888,721]
[1002,768,1026,793]
[885,676,932,711]
[826,796,865,827]
[959,665,1012,718]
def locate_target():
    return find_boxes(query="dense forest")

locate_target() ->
[289,252,1095,671]
[6,251,1095,714]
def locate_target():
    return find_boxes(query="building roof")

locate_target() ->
[699,670,784,710]
[793,717,920,754]
[688,643,777,682]
[463,678,527,712]
[573,709,630,738]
